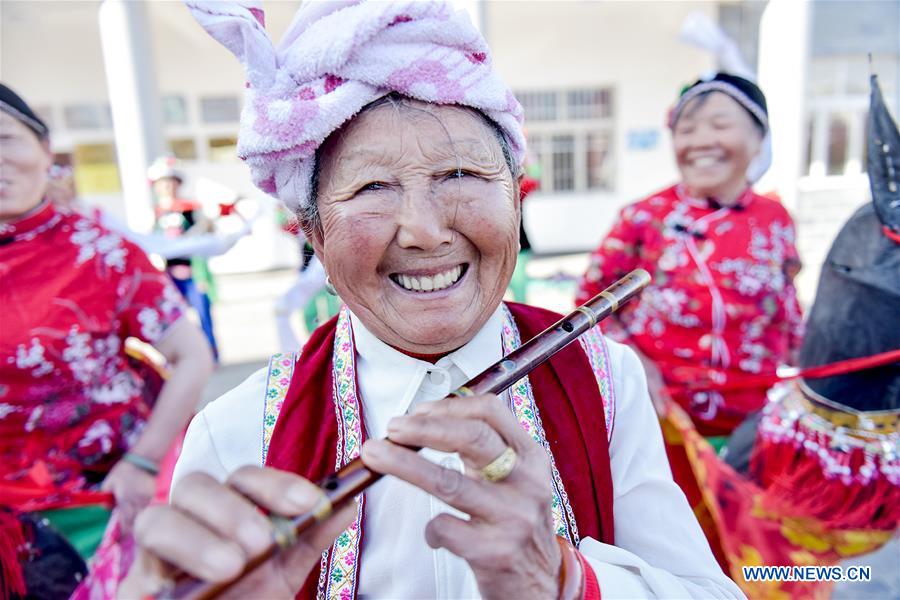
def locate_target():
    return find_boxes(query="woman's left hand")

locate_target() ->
[100,460,156,535]
[361,393,562,600]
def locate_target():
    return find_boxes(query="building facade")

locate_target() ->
[2,0,897,300]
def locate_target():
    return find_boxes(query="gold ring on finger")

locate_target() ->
[479,446,517,483]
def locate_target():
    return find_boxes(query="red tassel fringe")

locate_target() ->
[751,437,900,531]
[0,510,27,599]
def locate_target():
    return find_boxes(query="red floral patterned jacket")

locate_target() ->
[0,202,186,509]
[577,184,803,435]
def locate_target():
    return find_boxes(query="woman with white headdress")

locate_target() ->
[577,73,804,444]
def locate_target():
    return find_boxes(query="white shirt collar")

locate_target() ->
[349,305,506,381]
[349,306,506,439]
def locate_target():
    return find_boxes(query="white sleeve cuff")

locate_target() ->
[579,537,746,599]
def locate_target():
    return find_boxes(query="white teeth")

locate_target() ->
[393,265,464,293]
[692,157,718,168]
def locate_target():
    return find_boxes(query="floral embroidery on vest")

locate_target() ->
[320,309,365,600]
[499,304,580,545]
[262,353,297,463]
[577,326,616,440]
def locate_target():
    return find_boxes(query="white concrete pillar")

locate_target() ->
[756,0,811,214]
[99,0,164,233]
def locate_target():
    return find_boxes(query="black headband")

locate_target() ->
[669,73,768,133]
[0,83,49,139]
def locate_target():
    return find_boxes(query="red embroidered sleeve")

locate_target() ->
[576,206,645,305]
[116,244,187,344]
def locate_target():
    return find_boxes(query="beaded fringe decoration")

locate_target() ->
[751,381,899,530]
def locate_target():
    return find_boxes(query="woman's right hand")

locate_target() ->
[119,466,357,599]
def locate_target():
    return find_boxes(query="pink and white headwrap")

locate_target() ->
[184,0,526,212]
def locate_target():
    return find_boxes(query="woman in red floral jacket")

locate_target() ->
[577,74,803,438]
[0,83,214,581]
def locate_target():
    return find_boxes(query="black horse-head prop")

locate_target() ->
[868,73,900,237]
[799,74,900,411]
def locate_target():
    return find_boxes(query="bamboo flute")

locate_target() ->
[158,268,651,600]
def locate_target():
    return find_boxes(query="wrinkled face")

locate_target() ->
[672,91,763,200]
[311,101,520,354]
[0,112,52,222]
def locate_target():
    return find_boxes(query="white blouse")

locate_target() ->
[173,307,745,599]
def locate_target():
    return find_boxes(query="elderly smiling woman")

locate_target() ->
[123,2,743,599]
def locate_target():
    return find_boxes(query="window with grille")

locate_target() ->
[518,91,558,122]
[803,61,891,179]
[586,132,613,191]
[802,2,899,179]
[514,87,615,193]
[551,135,575,191]
[567,89,612,120]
